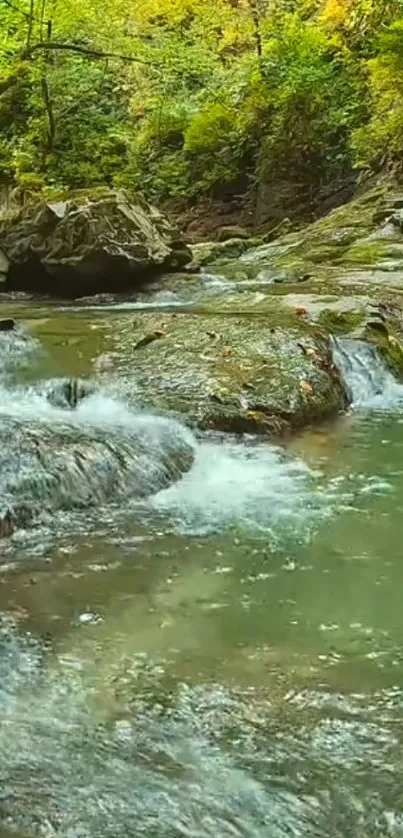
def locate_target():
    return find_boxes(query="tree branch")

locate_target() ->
[1,0,43,24]
[22,41,151,65]
[41,76,55,149]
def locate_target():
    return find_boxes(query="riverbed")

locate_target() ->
[1,293,403,838]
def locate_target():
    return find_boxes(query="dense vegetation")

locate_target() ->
[1,0,403,221]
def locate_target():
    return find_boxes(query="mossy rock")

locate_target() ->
[342,241,389,266]
[236,185,403,275]
[302,244,347,264]
[364,323,403,379]
[110,312,349,435]
[191,237,264,267]
[317,309,366,335]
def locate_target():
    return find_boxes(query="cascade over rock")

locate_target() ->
[0,327,195,536]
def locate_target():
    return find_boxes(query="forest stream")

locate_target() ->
[2,275,403,838]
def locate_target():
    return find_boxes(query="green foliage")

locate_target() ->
[249,16,367,185]
[352,17,403,170]
[1,0,403,208]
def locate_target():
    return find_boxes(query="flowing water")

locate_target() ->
[2,300,403,837]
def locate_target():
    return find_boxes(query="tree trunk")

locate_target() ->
[248,0,263,66]
[26,0,36,48]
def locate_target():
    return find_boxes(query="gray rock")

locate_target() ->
[191,237,263,267]
[0,190,192,296]
[113,312,349,435]
[0,509,14,538]
[0,409,195,533]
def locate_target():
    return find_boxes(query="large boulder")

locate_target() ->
[108,312,349,435]
[0,190,192,296]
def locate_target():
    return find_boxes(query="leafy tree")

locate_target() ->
[0,0,403,212]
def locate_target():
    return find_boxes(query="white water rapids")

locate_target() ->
[2,324,403,838]
[1,328,403,543]
[0,328,195,527]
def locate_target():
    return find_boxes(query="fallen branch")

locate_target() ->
[22,41,151,65]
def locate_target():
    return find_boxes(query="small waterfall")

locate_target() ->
[0,329,195,531]
[332,337,403,409]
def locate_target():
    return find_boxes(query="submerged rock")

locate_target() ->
[0,318,15,331]
[0,510,14,538]
[43,377,95,409]
[0,190,192,296]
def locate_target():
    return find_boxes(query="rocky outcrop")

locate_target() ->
[233,185,403,275]
[0,190,192,297]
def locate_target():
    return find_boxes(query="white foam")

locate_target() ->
[332,338,403,409]
[152,436,326,536]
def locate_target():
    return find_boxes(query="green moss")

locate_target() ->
[318,309,365,334]
[302,244,347,264]
[342,241,387,266]
[191,237,264,267]
[365,325,403,378]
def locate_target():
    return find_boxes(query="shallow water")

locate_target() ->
[2,302,403,837]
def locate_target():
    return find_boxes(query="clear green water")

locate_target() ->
[2,302,403,837]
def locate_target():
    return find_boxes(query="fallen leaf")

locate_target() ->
[300,378,313,393]
[297,343,316,358]
[242,381,256,390]
[296,307,309,318]
[221,346,232,357]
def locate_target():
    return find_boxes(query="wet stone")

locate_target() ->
[0,319,15,331]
